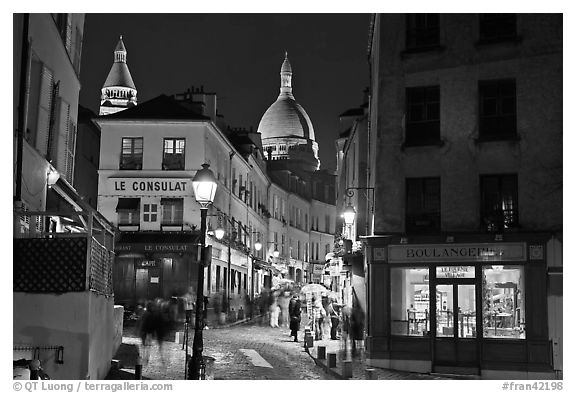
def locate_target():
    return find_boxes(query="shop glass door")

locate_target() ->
[433,268,479,373]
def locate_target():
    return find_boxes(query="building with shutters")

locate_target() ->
[13,14,117,380]
[361,13,562,379]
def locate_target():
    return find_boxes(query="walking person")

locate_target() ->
[327,301,340,340]
[288,295,302,342]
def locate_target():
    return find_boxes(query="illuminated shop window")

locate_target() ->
[483,266,525,339]
[390,267,430,336]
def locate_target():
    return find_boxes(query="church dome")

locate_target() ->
[257,53,315,141]
[258,97,315,140]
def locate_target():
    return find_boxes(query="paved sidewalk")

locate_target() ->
[304,335,450,380]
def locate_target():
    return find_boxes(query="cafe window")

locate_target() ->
[162,138,185,170]
[120,137,143,170]
[116,198,140,225]
[406,14,440,50]
[479,79,517,140]
[390,267,430,336]
[480,174,518,232]
[161,198,183,225]
[143,204,157,222]
[406,177,441,233]
[482,265,525,339]
[405,86,440,146]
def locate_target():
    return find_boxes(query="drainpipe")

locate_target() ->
[15,13,30,203]
[227,151,235,312]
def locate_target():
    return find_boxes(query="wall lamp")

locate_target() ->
[47,167,60,189]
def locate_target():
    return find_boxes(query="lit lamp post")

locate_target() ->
[188,163,217,380]
[343,203,356,227]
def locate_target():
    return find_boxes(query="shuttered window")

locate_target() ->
[161,198,183,225]
[36,64,54,157]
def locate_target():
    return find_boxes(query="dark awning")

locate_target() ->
[116,198,140,211]
[115,231,202,255]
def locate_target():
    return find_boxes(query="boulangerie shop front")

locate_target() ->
[363,233,558,379]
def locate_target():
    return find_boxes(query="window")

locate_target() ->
[281,234,286,256]
[216,266,221,292]
[325,214,330,233]
[52,14,71,52]
[405,86,440,146]
[406,178,440,233]
[161,198,183,225]
[390,267,430,336]
[480,174,518,232]
[143,204,158,222]
[482,266,525,339]
[120,137,143,169]
[116,198,140,226]
[406,14,440,50]
[162,138,185,170]
[479,14,517,43]
[479,79,516,140]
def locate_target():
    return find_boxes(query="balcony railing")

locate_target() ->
[13,210,115,296]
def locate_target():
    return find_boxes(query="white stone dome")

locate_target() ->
[258,96,315,140]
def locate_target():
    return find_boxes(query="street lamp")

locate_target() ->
[343,203,356,226]
[254,240,262,251]
[188,163,217,380]
[273,248,280,258]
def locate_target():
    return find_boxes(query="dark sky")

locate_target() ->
[79,14,371,171]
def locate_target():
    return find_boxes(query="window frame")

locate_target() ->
[405,177,441,234]
[478,79,517,141]
[120,137,143,170]
[478,14,518,44]
[143,203,158,223]
[162,137,186,170]
[405,14,441,51]
[480,174,519,232]
[405,86,441,146]
[161,198,184,226]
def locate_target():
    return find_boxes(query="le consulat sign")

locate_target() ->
[385,243,526,263]
[105,177,192,197]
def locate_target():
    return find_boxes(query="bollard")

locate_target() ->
[135,356,143,380]
[29,359,40,380]
[342,360,353,378]
[327,353,337,368]
[317,346,326,360]
[304,332,314,348]
[365,368,377,380]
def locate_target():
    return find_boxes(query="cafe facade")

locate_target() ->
[363,233,560,379]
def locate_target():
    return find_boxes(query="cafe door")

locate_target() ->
[432,276,480,374]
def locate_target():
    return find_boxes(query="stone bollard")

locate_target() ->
[304,332,314,348]
[365,368,377,380]
[135,356,143,380]
[327,353,337,368]
[342,360,353,378]
[317,346,326,360]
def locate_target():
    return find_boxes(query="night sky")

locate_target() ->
[79,14,371,171]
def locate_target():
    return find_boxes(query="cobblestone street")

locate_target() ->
[111,321,332,380]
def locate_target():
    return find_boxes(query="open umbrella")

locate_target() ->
[300,283,328,295]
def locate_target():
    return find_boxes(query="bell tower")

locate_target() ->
[99,35,138,116]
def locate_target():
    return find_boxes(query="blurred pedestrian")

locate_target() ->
[289,295,302,342]
[327,301,340,340]
[312,296,325,340]
[270,291,280,328]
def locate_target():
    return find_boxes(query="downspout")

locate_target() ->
[227,151,235,312]
[15,13,30,203]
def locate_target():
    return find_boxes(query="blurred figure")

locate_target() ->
[270,291,280,328]
[139,298,172,365]
[289,294,302,342]
[278,291,290,328]
[327,301,340,340]
[350,294,365,358]
[312,296,325,340]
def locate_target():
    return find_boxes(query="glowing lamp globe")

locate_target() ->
[254,241,262,251]
[192,164,217,206]
[343,203,356,226]
[214,227,225,240]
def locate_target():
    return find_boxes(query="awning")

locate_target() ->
[114,231,202,255]
[116,198,140,211]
